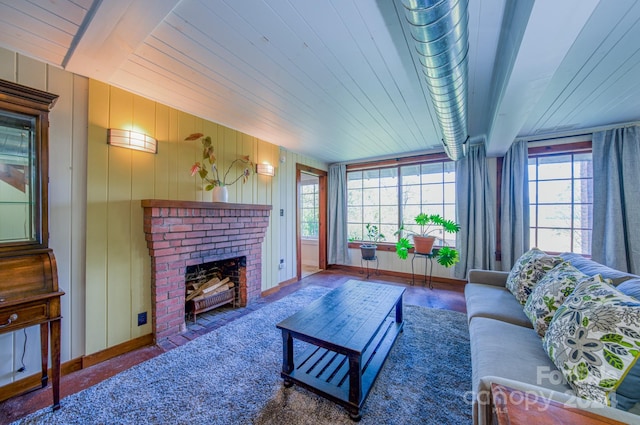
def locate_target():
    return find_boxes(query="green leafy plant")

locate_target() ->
[394,213,461,267]
[362,223,385,246]
[187,133,253,190]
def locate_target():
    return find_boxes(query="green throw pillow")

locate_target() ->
[543,275,640,407]
[523,261,589,337]
[506,248,563,305]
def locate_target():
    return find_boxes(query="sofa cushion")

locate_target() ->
[559,253,638,286]
[618,278,640,301]
[465,283,532,328]
[469,318,573,396]
[506,248,563,304]
[543,275,640,408]
[523,262,589,337]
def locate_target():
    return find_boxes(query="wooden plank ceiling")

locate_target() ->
[1,0,640,162]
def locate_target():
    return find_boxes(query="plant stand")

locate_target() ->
[411,252,434,289]
[360,256,379,279]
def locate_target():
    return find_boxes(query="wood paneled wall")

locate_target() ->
[86,80,327,354]
[0,48,88,387]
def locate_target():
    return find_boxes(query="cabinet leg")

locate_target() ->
[39,323,49,388]
[51,319,61,410]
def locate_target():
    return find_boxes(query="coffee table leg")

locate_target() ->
[281,330,294,387]
[395,297,403,324]
[348,354,362,421]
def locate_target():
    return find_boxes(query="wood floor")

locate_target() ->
[0,269,466,424]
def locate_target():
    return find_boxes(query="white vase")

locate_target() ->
[211,186,229,202]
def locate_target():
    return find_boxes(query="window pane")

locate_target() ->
[347,171,362,188]
[363,206,379,223]
[538,204,572,228]
[362,188,379,204]
[401,185,420,205]
[573,229,592,255]
[443,162,455,182]
[574,153,593,178]
[380,168,398,186]
[380,186,396,204]
[362,169,379,188]
[421,163,443,183]
[422,184,444,205]
[528,158,537,180]
[443,182,455,204]
[529,205,537,227]
[401,165,420,185]
[537,228,571,253]
[380,205,398,223]
[537,155,572,180]
[573,178,593,203]
[529,181,537,203]
[573,204,592,229]
[537,180,571,203]
[348,223,363,241]
[347,206,362,222]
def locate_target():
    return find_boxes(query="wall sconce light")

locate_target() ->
[256,163,275,176]
[107,129,157,154]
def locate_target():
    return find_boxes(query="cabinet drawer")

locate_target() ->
[0,302,49,332]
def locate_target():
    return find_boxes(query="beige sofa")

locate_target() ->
[465,253,640,425]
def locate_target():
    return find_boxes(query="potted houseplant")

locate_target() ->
[360,223,385,260]
[394,213,461,267]
[187,133,254,202]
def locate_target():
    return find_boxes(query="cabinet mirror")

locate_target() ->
[0,79,57,253]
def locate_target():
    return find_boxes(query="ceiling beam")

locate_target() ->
[486,0,600,157]
[64,0,180,81]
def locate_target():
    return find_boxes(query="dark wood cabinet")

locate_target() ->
[0,79,63,410]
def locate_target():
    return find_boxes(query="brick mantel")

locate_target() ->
[142,199,272,341]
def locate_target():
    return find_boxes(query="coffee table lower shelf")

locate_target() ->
[281,317,403,421]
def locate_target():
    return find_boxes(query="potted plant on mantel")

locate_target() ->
[360,223,385,260]
[187,133,254,202]
[394,213,461,267]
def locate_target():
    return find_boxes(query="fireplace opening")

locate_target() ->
[184,256,246,323]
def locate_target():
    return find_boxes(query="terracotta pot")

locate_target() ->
[413,235,436,254]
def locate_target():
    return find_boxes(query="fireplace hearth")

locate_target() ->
[142,200,272,342]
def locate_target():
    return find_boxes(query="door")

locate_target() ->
[296,164,327,280]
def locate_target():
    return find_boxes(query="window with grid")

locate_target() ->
[347,159,455,246]
[528,150,593,255]
[300,182,319,238]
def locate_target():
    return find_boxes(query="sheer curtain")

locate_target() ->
[500,140,529,271]
[327,163,350,264]
[591,125,640,274]
[454,144,495,278]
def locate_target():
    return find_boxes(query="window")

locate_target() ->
[347,156,455,245]
[528,149,593,255]
[300,181,319,238]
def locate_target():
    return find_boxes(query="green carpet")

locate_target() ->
[13,283,472,425]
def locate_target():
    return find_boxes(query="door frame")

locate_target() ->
[296,164,328,281]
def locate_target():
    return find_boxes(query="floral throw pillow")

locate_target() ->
[506,248,563,305]
[523,261,589,337]
[543,275,640,406]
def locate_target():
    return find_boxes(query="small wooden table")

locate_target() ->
[276,280,405,421]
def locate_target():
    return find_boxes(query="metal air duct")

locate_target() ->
[401,0,469,160]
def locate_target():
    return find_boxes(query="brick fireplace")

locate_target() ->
[141,199,272,342]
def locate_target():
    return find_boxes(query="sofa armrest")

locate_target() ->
[474,376,639,425]
[467,269,509,287]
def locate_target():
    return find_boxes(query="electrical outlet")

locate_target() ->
[137,312,147,326]
[279,259,285,269]
[280,209,284,217]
